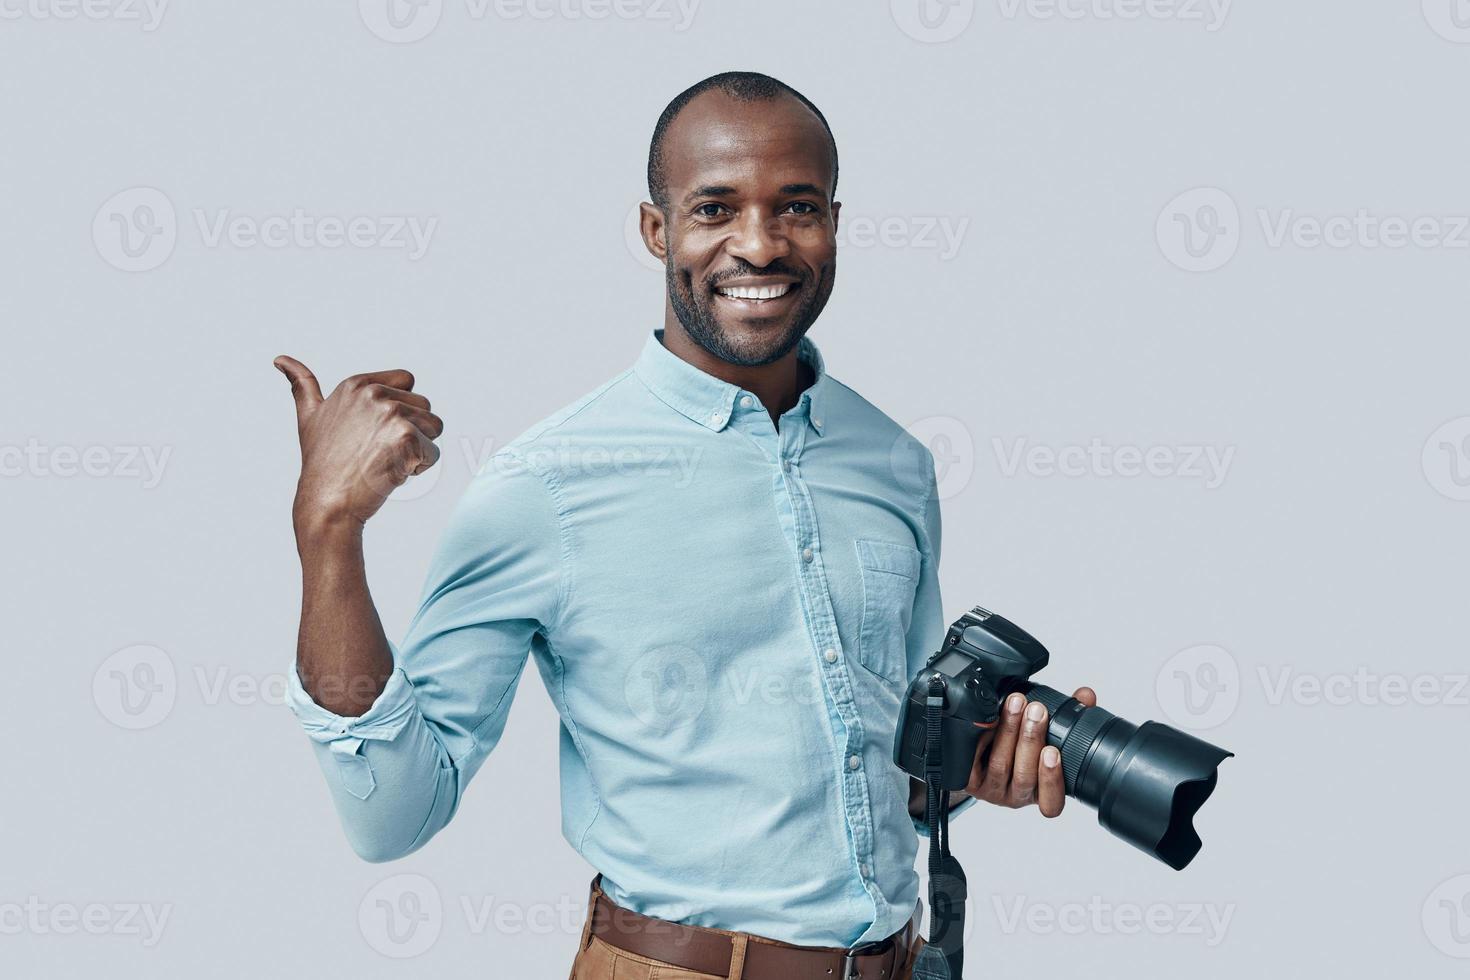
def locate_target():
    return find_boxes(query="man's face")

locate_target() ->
[642,91,840,367]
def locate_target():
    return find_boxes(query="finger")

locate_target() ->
[1008,700,1049,806]
[1072,686,1098,709]
[1037,746,1065,818]
[965,726,998,795]
[973,692,1025,800]
[398,406,444,440]
[366,384,431,412]
[348,368,415,392]
[408,435,441,476]
[273,355,324,421]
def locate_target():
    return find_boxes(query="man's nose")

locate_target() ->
[725,211,791,268]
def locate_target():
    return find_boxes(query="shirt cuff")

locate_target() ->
[912,791,978,837]
[286,652,417,800]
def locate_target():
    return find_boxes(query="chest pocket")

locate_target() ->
[854,538,922,684]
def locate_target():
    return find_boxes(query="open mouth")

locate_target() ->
[712,281,800,312]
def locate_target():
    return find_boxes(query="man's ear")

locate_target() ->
[831,200,841,237]
[638,202,668,262]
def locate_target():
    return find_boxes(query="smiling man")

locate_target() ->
[277,71,1093,980]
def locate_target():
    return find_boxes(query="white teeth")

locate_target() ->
[717,283,793,300]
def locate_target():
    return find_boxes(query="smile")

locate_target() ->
[714,282,796,302]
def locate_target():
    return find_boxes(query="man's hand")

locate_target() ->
[964,687,1098,818]
[274,356,444,534]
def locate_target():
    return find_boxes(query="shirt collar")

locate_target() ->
[632,329,830,435]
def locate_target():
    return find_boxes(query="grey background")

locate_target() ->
[3,1,1468,977]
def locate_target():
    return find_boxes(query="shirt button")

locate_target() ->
[801,546,814,563]
[739,395,753,408]
[781,458,791,471]
[823,648,838,663]
[813,418,823,429]
[847,754,861,770]
[710,412,725,426]
[860,863,871,878]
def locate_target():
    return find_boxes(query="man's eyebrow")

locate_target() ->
[680,182,830,204]
[683,185,738,203]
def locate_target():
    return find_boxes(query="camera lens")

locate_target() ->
[1019,683,1233,870]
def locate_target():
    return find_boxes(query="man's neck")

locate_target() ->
[660,320,814,427]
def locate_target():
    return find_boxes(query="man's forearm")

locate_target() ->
[293,515,394,716]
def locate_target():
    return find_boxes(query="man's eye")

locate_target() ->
[787,202,820,216]
[694,203,727,218]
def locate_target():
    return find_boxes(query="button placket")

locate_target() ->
[779,426,885,918]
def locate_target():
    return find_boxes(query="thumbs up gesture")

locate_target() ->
[274,356,445,532]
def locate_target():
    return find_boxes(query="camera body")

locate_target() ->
[894,605,1047,790]
[894,604,1234,871]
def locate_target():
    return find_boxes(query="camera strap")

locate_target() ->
[913,675,967,980]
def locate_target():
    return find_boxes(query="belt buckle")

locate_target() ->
[842,941,887,980]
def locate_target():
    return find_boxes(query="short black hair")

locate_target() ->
[647,71,838,210]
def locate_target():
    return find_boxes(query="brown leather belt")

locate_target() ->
[587,880,919,980]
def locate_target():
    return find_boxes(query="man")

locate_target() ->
[277,71,1095,980]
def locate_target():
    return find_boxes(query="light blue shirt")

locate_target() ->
[286,329,971,946]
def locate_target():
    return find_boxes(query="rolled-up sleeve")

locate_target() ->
[286,449,567,862]
[905,453,977,835]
